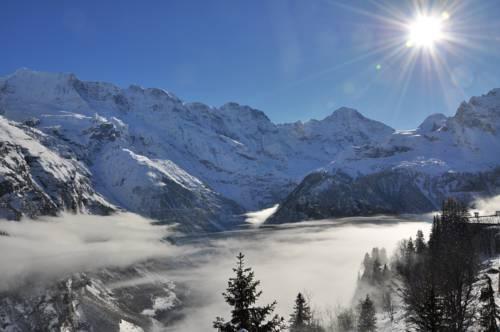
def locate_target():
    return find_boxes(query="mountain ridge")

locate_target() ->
[0,68,397,229]
[268,87,500,223]
[1,68,499,227]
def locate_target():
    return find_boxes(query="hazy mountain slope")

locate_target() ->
[269,89,500,223]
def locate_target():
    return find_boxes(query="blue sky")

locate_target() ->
[1,0,500,129]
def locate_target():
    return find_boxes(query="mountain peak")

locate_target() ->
[325,107,364,121]
[219,102,271,122]
[319,107,394,135]
[417,113,448,132]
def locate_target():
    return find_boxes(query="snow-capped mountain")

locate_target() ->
[268,89,500,223]
[0,69,393,229]
[2,69,500,227]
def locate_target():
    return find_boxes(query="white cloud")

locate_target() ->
[0,213,177,291]
[473,195,500,216]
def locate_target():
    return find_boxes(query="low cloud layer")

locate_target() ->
[169,217,431,331]
[0,212,432,331]
[0,213,175,291]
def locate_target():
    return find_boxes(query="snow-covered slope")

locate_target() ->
[0,69,394,229]
[0,117,113,219]
[269,89,500,223]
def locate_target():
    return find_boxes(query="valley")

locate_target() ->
[0,215,431,331]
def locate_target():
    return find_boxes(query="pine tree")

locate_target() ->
[289,293,312,332]
[415,230,426,254]
[371,248,380,262]
[362,253,372,278]
[434,199,478,331]
[213,252,284,332]
[406,237,415,256]
[479,275,499,332]
[289,293,325,332]
[357,295,376,332]
[371,258,382,285]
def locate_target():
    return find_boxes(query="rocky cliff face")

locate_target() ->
[0,118,113,220]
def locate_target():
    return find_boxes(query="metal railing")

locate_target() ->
[467,211,500,225]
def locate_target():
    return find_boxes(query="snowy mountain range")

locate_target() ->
[1,69,500,228]
[269,89,500,223]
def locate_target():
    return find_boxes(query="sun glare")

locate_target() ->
[407,14,446,48]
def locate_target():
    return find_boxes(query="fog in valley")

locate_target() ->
[1,213,432,331]
[169,217,432,331]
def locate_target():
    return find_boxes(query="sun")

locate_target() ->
[407,13,448,48]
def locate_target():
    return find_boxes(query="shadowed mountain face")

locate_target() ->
[0,69,394,230]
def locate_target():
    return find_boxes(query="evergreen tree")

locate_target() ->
[362,253,372,281]
[479,275,499,332]
[415,230,426,254]
[433,199,478,331]
[371,258,382,285]
[289,293,312,331]
[289,293,324,332]
[214,253,284,332]
[357,295,376,332]
[406,237,415,256]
